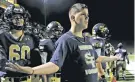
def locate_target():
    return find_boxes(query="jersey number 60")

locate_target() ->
[9,44,30,60]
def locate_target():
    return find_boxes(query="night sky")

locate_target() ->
[17,0,134,41]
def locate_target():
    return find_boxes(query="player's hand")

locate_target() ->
[98,72,102,79]
[5,62,33,74]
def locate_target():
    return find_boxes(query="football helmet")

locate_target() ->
[92,23,110,39]
[46,21,64,38]
[117,42,123,48]
[2,4,30,30]
[105,43,115,55]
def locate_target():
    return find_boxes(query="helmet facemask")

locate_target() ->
[46,21,64,39]
[11,14,24,27]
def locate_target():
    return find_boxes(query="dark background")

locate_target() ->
[17,0,134,41]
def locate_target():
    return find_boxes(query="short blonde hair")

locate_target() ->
[69,3,88,18]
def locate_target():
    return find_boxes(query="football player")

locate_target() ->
[105,43,115,57]
[0,4,42,82]
[39,21,64,63]
[39,21,64,82]
[90,23,111,82]
[5,3,120,82]
[104,43,115,77]
[113,42,129,80]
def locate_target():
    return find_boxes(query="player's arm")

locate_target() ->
[96,63,104,77]
[6,62,59,74]
[32,62,59,75]
[96,47,119,63]
[96,47,105,77]
[92,47,105,78]
[96,55,119,63]
[93,46,118,63]
[6,38,70,75]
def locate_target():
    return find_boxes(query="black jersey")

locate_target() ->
[0,32,41,77]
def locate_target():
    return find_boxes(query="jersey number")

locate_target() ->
[85,53,95,68]
[9,44,30,60]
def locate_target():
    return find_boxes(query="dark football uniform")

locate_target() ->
[50,31,98,82]
[105,43,115,57]
[90,36,106,69]
[0,32,41,78]
[39,38,56,62]
[113,47,129,80]
[114,48,128,71]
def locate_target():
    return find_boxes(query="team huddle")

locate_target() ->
[0,3,130,82]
